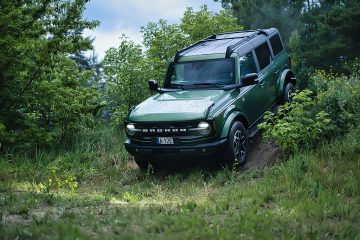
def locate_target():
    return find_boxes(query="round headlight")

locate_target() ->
[198,122,211,135]
[126,123,136,135]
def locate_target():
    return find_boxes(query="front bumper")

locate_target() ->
[124,138,228,157]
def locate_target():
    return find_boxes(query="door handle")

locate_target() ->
[274,70,279,75]
[259,82,265,88]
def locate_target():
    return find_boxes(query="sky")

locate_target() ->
[83,0,223,60]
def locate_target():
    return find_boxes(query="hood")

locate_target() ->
[129,90,229,122]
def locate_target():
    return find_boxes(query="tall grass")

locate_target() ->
[1,127,359,239]
[0,127,131,191]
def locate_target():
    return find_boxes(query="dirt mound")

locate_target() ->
[240,133,282,172]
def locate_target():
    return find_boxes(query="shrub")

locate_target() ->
[259,90,334,153]
[311,65,360,136]
[260,65,360,153]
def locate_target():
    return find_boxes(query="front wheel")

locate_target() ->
[224,122,249,167]
[134,156,151,170]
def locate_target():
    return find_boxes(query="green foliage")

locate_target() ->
[297,0,360,72]
[216,0,302,41]
[260,65,360,153]
[141,20,187,82]
[34,167,78,194]
[0,121,5,144]
[180,6,240,43]
[259,90,333,152]
[103,36,151,124]
[311,64,360,135]
[121,191,140,203]
[0,0,100,150]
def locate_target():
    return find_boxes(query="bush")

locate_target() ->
[311,65,360,136]
[259,90,334,153]
[260,65,360,153]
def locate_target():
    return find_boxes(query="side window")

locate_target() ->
[270,34,284,56]
[239,52,257,79]
[254,42,272,71]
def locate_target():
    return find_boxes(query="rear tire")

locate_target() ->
[283,82,295,103]
[224,121,249,167]
[134,156,151,170]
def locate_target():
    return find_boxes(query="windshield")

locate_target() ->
[169,59,234,87]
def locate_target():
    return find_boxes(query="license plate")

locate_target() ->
[157,137,174,145]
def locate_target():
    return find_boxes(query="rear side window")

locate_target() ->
[239,52,257,79]
[254,42,272,71]
[270,34,284,56]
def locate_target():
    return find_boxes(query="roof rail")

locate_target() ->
[256,29,268,36]
[225,29,267,58]
[174,29,269,62]
[214,29,257,38]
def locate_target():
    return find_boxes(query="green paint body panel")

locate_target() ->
[125,29,295,157]
[130,89,229,122]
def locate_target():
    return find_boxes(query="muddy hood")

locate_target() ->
[129,90,228,122]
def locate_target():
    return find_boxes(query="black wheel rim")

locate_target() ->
[233,129,246,163]
[288,87,294,101]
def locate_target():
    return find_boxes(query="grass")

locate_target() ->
[0,127,359,239]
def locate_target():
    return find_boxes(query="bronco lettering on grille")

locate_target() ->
[142,128,187,133]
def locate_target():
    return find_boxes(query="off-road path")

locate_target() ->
[239,133,282,173]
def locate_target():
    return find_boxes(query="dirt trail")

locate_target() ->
[239,134,282,172]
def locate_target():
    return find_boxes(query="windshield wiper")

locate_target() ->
[170,83,186,90]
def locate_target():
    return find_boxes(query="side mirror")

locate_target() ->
[148,80,159,92]
[242,73,258,86]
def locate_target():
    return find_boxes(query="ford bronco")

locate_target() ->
[124,28,296,169]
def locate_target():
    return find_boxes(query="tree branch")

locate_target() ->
[7,63,44,111]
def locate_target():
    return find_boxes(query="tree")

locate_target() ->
[69,29,103,88]
[180,6,240,43]
[0,0,99,150]
[215,0,303,42]
[293,0,360,72]
[103,36,150,124]
[16,56,100,146]
[141,20,187,83]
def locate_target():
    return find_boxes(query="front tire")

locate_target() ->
[225,122,249,167]
[134,156,151,170]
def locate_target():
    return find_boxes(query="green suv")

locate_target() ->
[124,28,296,169]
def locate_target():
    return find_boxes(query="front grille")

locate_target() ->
[128,121,217,145]
[132,121,199,137]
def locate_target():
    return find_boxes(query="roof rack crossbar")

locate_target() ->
[225,29,267,58]
[225,38,247,58]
